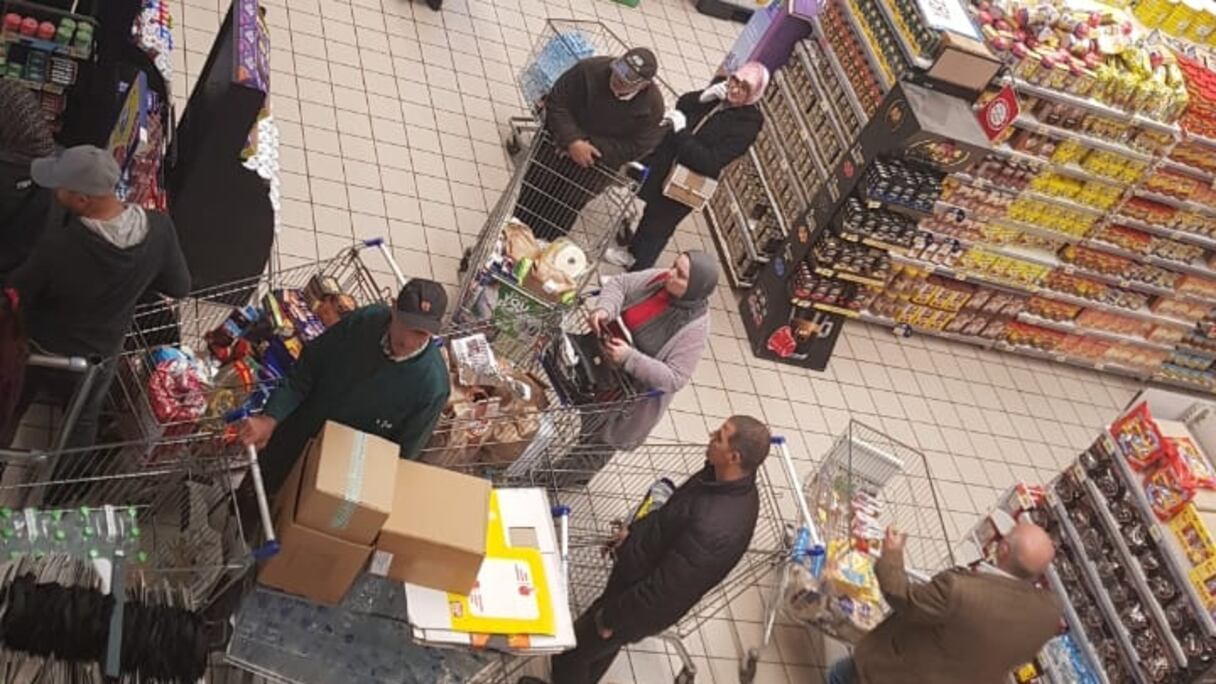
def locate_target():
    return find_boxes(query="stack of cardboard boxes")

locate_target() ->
[257,421,574,653]
[260,421,490,602]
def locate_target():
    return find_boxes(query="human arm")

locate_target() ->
[671,109,763,177]
[592,269,661,320]
[619,318,706,394]
[545,60,591,149]
[394,380,449,459]
[874,530,955,624]
[151,217,192,297]
[586,89,666,168]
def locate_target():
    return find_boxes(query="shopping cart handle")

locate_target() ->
[361,237,386,248]
[253,539,281,561]
[770,435,786,445]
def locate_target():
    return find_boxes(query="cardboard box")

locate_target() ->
[296,421,399,545]
[930,32,1001,95]
[376,460,490,594]
[259,450,372,605]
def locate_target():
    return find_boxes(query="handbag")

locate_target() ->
[662,105,723,211]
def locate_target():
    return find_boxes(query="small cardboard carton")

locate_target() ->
[258,449,372,605]
[296,421,399,545]
[376,460,491,594]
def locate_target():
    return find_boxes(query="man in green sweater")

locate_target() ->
[238,279,452,495]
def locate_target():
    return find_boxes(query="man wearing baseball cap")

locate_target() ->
[515,47,665,240]
[239,278,452,495]
[3,145,190,448]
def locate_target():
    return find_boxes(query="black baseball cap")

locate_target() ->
[613,47,658,86]
[394,279,447,334]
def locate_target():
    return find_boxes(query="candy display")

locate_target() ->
[0,6,96,127]
[860,158,943,214]
[818,0,884,115]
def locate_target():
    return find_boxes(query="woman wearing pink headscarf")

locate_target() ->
[606,62,769,272]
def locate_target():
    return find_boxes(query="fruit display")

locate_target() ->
[975,1,1189,122]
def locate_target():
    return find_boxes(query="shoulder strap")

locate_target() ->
[690,103,725,136]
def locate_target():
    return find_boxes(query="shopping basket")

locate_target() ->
[740,421,955,682]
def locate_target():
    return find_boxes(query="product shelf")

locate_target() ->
[1159,157,1216,185]
[1011,77,1181,137]
[745,148,792,241]
[0,31,91,59]
[870,0,932,71]
[1014,114,1156,164]
[792,42,855,150]
[838,0,892,92]
[1043,565,1112,684]
[704,202,750,290]
[1015,312,1175,353]
[1134,188,1216,221]
[770,84,831,181]
[802,29,866,125]
[1077,472,1188,667]
[1047,488,1150,683]
[1101,430,1216,637]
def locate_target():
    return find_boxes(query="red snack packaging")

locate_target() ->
[1111,401,1171,470]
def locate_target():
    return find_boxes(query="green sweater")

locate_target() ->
[263,304,450,460]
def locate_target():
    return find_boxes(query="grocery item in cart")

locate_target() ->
[521,30,595,106]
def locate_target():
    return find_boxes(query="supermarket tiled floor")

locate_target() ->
[170,0,1153,681]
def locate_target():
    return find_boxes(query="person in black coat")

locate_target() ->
[520,415,773,684]
[605,62,769,272]
[0,79,59,280]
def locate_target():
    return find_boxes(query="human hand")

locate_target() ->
[239,415,278,450]
[594,609,614,640]
[665,109,687,133]
[603,337,632,365]
[589,309,610,335]
[567,139,602,168]
[883,526,906,554]
[698,81,728,103]
[602,522,628,558]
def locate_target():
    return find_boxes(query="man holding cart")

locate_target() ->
[520,415,772,684]
[515,47,666,241]
[238,278,452,496]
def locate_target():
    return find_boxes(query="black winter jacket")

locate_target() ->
[0,158,59,278]
[638,82,764,204]
[598,464,760,640]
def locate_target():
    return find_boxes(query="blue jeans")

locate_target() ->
[827,657,859,684]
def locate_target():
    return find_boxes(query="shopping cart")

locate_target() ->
[740,420,955,682]
[455,17,686,333]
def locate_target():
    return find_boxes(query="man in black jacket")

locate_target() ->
[4,145,190,448]
[515,48,665,241]
[522,415,772,684]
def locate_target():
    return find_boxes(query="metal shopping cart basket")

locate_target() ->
[740,420,955,682]
[220,439,789,684]
[455,18,682,334]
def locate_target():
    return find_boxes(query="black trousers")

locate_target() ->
[515,142,613,241]
[626,194,693,272]
[550,604,632,684]
[0,362,114,451]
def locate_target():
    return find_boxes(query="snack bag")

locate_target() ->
[1111,401,1171,470]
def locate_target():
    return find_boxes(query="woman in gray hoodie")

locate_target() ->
[587,250,718,450]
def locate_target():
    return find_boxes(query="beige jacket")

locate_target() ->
[854,550,1062,684]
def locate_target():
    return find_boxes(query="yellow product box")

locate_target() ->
[1169,502,1216,566]
[1190,555,1216,608]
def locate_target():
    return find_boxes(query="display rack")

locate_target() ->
[0,0,97,130]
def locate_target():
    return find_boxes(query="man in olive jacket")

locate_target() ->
[521,415,772,684]
[829,521,1061,684]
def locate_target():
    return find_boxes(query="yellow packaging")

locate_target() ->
[1170,502,1216,565]
[1190,555,1216,607]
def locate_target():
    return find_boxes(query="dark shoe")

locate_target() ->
[426,0,442,9]
[517,678,549,684]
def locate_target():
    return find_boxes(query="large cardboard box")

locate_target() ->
[259,450,372,605]
[296,421,399,545]
[376,460,491,594]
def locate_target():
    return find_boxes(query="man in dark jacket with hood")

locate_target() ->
[515,48,665,241]
[4,145,191,448]
[0,79,59,278]
[522,414,772,684]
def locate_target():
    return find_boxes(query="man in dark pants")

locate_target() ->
[239,279,452,496]
[4,145,191,449]
[515,48,665,241]
[521,415,772,684]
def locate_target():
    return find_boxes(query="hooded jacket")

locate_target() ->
[597,463,760,641]
[0,159,60,278]
[10,210,191,358]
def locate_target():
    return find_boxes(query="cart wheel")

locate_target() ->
[459,247,473,274]
[674,665,695,684]
[505,132,522,156]
[893,323,913,338]
[739,649,759,684]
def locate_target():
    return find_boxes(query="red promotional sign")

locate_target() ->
[977,85,1020,141]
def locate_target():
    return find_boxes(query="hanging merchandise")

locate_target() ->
[130,0,173,83]
[0,1,96,131]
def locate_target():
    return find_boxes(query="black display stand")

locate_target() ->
[696,0,755,23]
[740,81,991,370]
[167,0,272,291]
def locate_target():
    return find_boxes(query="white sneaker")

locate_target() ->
[603,246,635,268]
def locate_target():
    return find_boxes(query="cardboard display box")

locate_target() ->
[376,460,491,594]
[259,448,372,605]
[295,421,399,545]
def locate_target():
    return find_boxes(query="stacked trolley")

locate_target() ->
[454,18,677,336]
[740,420,956,682]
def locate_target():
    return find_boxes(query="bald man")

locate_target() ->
[827,523,1061,684]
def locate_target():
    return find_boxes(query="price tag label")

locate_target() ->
[370,550,393,577]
